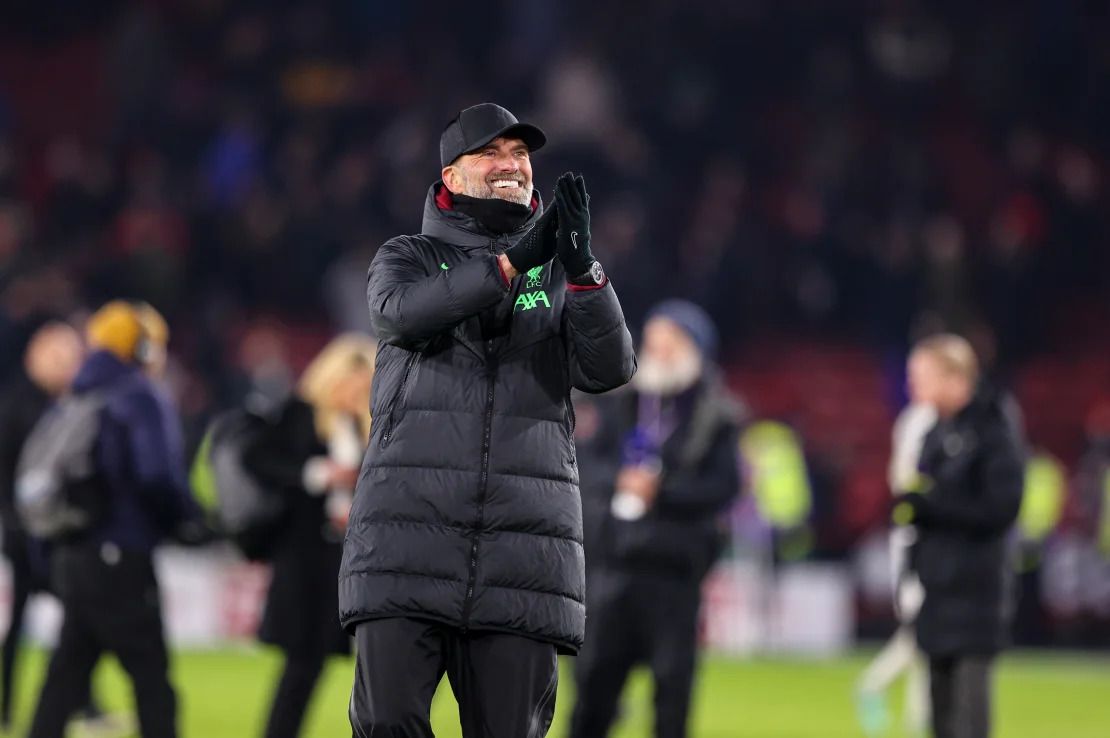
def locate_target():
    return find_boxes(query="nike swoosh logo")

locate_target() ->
[571,231,579,250]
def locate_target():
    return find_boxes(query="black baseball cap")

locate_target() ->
[440,103,546,168]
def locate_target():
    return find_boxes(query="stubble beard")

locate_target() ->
[459,170,533,206]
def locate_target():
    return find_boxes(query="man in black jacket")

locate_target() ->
[340,103,636,737]
[894,334,1025,738]
[0,320,84,730]
[569,300,743,738]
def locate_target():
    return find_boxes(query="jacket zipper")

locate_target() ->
[462,238,502,628]
[461,338,497,630]
[380,353,420,448]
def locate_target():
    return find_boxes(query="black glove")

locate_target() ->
[554,172,595,278]
[892,492,931,527]
[503,203,558,273]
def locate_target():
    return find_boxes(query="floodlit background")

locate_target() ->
[1,0,1109,736]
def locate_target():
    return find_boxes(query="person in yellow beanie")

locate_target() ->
[85,300,169,377]
[28,300,204,738]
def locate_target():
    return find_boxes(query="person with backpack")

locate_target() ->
[241,334,375,738]
[25,301,206,738]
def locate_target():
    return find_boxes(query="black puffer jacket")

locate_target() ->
[910,384,1026,656]
[339,183,636,653]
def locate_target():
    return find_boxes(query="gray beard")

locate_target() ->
[460,175,533,206]
[632,353,703,396]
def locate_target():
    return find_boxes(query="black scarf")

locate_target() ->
[451,192,533,234]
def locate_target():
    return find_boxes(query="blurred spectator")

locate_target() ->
[242,334,374,738]
[0,320,87,731]
[1075,402,1110,557]
[571,300,743,738]
[27,302,205,738]
[893,334,1025,738]
[855,398,935,736]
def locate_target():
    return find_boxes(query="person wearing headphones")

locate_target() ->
[27,301,206,738]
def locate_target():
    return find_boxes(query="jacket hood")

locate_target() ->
[72,350,141,394]
[421,182,544,250]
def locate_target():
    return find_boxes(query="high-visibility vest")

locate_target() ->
[1019,452,1065,543]
[739,421,812,529]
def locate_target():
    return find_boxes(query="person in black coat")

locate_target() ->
[341,103,636,738]
[570,300,744,738]
[243,334,375,738]
[0,320,84,730]
[894,334,1025,738]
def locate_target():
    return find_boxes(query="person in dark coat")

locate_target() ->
[340,103,636,737]
[894,334,1025,738]
[27,302,207,738]
[242,334,375,738]
[0,320,84,730]
[569,300,743,738]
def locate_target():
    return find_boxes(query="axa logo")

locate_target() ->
[514,290,551,312]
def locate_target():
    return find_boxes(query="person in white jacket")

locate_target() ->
[856,395,937,736]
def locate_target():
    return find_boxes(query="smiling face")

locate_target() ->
[441,136,534,206]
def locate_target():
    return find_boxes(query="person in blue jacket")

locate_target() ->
[27,301,207,738]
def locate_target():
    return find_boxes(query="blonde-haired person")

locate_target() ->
[894,333,1025,738]
[242,334,376,738]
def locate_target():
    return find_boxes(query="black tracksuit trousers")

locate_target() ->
[28,543,177,738]
[929,654,995,738]
[262,649,328,738]
[3,545,100,731]
[348,618,559,738]
[570,568,702,738]
[1,546,33,729]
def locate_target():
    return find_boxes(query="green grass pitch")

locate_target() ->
[5,648,1108,737]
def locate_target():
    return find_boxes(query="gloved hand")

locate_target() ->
[503,203,558,273]
[554,172,595,278]
[892,491,931,527]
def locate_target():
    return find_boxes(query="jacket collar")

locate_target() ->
[71,350,141,394]
[420,182,544,251]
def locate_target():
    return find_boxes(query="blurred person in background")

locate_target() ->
[27,301,207,738]
[0,319,104,733]
[570,300,743,738]
[241,334,375,738]
[341,102,636,737]
[1075,401,1110,558]
[738,419,813,563]
[855,388,936,736]
[1012,449,1066,646]
[892,334,1025,738]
